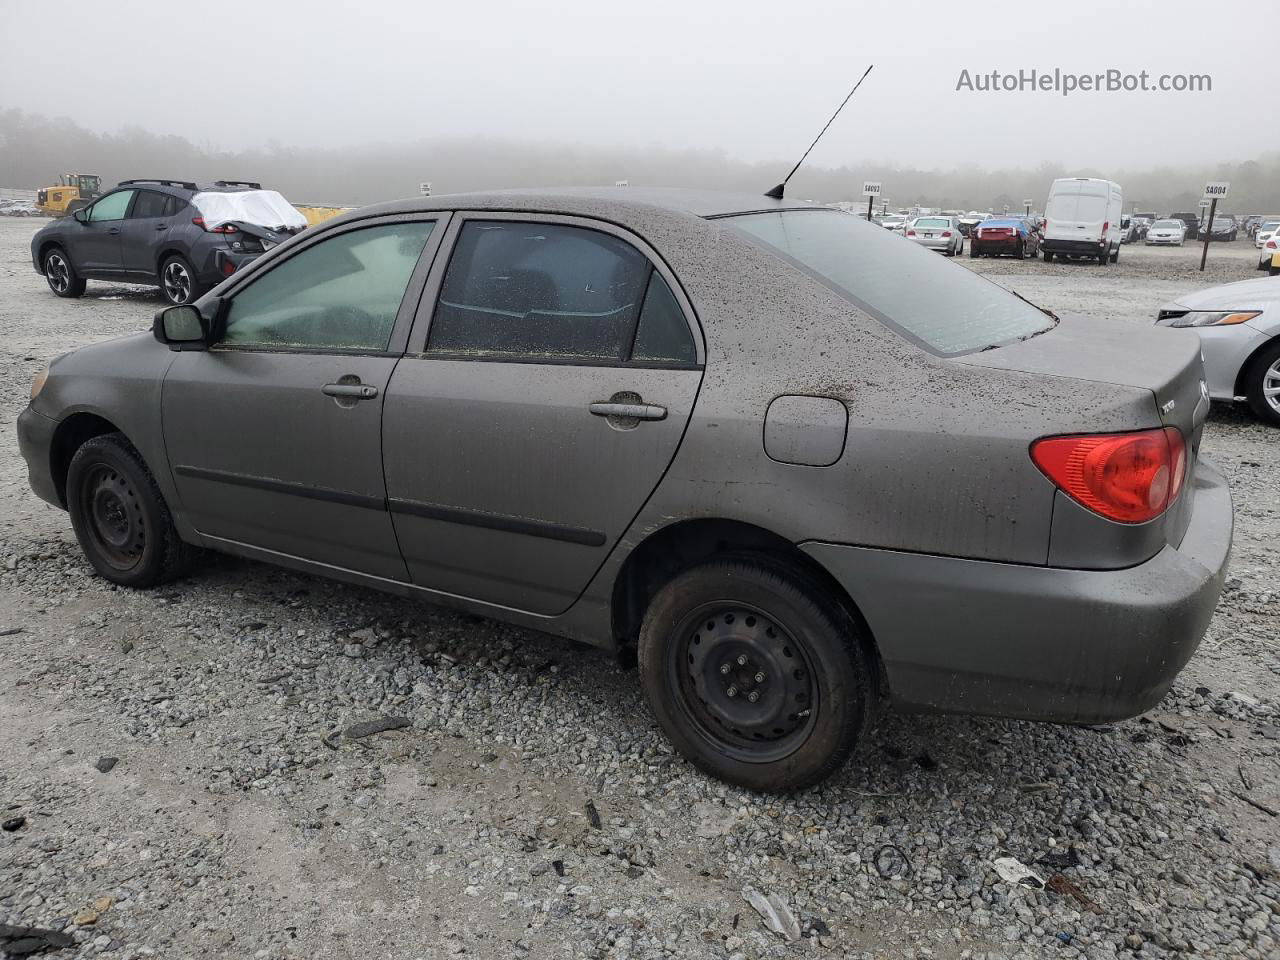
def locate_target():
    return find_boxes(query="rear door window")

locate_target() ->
[221,221,434,351]
[129,191,169,219]
[427,221,651,361]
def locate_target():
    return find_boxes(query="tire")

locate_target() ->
[969,246,979,258]
[1043,250,1054,262]
[43,247,86,298]
[66,433,196,588]
[1110,245,1119,263]
[1271,264,1280,278]
[637,559,876,792]
[160,254,206,306]
[1097,249,1108,265]
[1242,340,1280,427]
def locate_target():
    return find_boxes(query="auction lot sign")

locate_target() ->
[1199,181,1230,271]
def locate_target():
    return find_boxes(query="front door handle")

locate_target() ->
[589,401,666,421]
[155,223,168,231]
[107,228,120,236]
[322,382,379,400]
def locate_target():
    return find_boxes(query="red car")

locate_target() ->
[970,218,1041,259]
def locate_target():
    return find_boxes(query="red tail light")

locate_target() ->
[941,231,952,238]
[221,259,237,276]
[1031,427,1186,524]
[906,229,916,237]
[191,216,238,234]
[1102,221,1109,234]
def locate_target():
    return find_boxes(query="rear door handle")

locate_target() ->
[589,402,666,421]
[107,228,120,236]
[155,223,168,230]
[322,382,379,400]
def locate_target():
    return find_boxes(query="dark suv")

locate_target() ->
[31,179,307,304]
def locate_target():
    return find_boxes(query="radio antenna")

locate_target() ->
[765,65,874,199]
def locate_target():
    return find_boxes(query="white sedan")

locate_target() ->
[1156,276,1280,426]
[1145,219,1186,246]
[1259,237,1280,274]
[1254,220,1280,248]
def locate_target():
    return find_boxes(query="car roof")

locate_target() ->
[343,186,822,223]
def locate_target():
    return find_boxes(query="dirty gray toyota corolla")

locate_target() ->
[17,188,1233,791]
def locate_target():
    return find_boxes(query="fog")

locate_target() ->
[2,0,1277,210]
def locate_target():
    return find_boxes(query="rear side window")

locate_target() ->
[88,190,135,222]
[428,221,651,361]
[731,210,1054,356]
[221,221,433,351]
[129,191,169,219]
[632,272,696,364]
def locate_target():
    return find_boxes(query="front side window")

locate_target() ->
[731,210,1055,356]
[88,190,135,222]
[220,221,434,351]
[428,221,651,361]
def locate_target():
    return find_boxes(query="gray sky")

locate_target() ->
[2,0,1273,169]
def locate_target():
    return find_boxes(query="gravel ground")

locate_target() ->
[1,219,1277,960]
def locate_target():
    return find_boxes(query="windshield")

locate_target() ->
[730,210,1055,356]
[192,190,307,230]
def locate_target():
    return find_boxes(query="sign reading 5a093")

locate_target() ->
[1203,181,1230,200]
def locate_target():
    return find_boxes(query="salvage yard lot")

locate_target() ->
[0,217,1277,959]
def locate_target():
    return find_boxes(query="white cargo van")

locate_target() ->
[1041,178,1123,265]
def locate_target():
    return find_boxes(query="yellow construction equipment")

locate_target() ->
[293,204,354,227]
[35,174,102,217]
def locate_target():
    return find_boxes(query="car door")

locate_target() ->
[161,214,446,579]
[120,190,178,278]
[71,189,135,274]
[382,213,705,616]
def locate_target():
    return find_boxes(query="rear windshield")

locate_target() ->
[730,209,1055,356]
[914,217,949,228]
[1153,220,1181,228]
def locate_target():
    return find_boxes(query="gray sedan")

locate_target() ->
[19,189,1232,792]
[1157,275,1280,426]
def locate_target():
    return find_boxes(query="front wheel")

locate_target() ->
[44,248,86,298]
[638,560,875,792]
[160,255,206,306]
[67,434,196,588]
[1243,340,1280,426]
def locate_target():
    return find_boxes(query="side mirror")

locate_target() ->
[153,304,210,350]
[73,208,89,224]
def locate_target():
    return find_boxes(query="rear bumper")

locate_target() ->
[972,239,1021,254]
[195,247,263,285]
[17,406,62,508]
[1042,238,1107,256]
[802,458,1232,724]
[910,236,953,251]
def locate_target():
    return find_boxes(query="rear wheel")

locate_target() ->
[638,559,875,792]
[969,246,979,258]
[1110,245,1119,263]
[66,434,196,587]
[43,248,86,298]
[160,255,206,306]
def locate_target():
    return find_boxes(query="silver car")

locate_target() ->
[906,215,963,256]
[19,188,1231,792]
[1157,275,1280,426]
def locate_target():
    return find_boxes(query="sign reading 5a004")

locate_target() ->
[1203,181,1230,200]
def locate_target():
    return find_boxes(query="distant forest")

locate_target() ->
[2,107,1277,215]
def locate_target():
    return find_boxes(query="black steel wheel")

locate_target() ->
[67,433,196,587]
[638,559,876,792]
[44,248,86,298]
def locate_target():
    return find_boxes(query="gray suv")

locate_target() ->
[18,188,1232,791]
[30,179,306,305]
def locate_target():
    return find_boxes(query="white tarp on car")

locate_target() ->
[192,190,307,230]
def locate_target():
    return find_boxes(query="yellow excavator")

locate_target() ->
[36,174,102,217]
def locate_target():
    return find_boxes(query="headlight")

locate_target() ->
[30,365,49,400]
[1169,310,1262,328]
